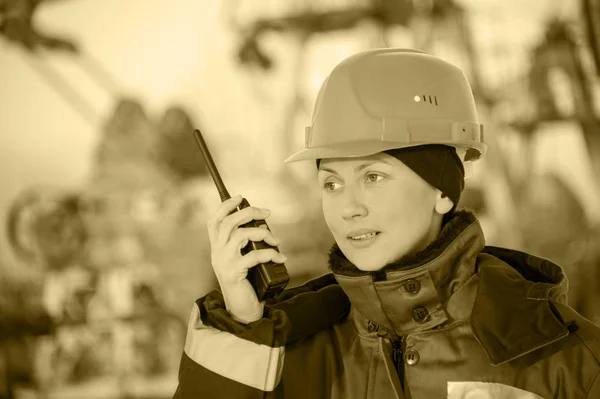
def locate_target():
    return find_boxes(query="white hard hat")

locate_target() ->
[284,48,487,168]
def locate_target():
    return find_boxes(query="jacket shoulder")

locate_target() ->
[551,301,600,363]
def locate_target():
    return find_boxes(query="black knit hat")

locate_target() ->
[315,144,465,210]
[384,145,465,207]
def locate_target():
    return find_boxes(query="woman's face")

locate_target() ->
[318,152,440,271]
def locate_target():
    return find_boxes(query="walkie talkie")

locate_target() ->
[192,129,290,301]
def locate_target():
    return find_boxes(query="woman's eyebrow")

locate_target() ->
[354,160,390,172]
[318,160,390,175]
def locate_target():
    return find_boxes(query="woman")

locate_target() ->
[173,49,600,398]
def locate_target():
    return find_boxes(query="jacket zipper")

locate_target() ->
[391,338,404,389]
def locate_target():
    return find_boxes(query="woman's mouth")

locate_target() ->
[346,231,381,248]
[349,232,379,240]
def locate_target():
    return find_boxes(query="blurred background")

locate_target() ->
[0,0,599,397]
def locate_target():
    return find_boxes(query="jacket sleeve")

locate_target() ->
[173,289,291,399]
[172,273,349,399]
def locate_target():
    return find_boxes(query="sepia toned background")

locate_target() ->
[1,0,599,398]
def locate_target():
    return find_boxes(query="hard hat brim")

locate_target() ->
[284,140,486,163]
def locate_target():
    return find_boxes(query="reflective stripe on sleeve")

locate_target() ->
[183,303,285,392]
[447,382,545,399]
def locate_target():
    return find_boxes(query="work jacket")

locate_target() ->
[173,211,600,398]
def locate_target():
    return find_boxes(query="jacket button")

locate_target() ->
[412,306,430,323]
[367,320,379,333]
[404,279,421,294]
[405,349,420,366]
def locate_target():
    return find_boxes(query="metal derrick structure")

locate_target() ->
[582,0,600,78]
[1,0,211,264]
[0,0,210,183]
[0,0,78,52]
[525,18,600,185]
[1,0,211,274]
[0,0,123,126]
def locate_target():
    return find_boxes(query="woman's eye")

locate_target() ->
[323,182,342,192]
[366,173,384,183]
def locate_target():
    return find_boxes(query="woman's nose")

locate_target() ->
[341,187,368,220]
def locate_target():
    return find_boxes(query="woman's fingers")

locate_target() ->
[206,195,243,243]
[227,227,281,252]
[214,248,286,284]
[240,249,287,270]
[216,206,271,248]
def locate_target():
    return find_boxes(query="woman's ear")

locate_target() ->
[434,191,454,215]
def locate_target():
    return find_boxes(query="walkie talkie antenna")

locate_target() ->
[193,129,231,202]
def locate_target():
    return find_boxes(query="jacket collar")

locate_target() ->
[329,210,483,337]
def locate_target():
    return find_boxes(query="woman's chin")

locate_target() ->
[342,243,409,272]
[338,236,389,271]
[355,263,386,272]
[346,252,388,272]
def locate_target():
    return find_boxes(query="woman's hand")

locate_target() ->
[206,195,287,324]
